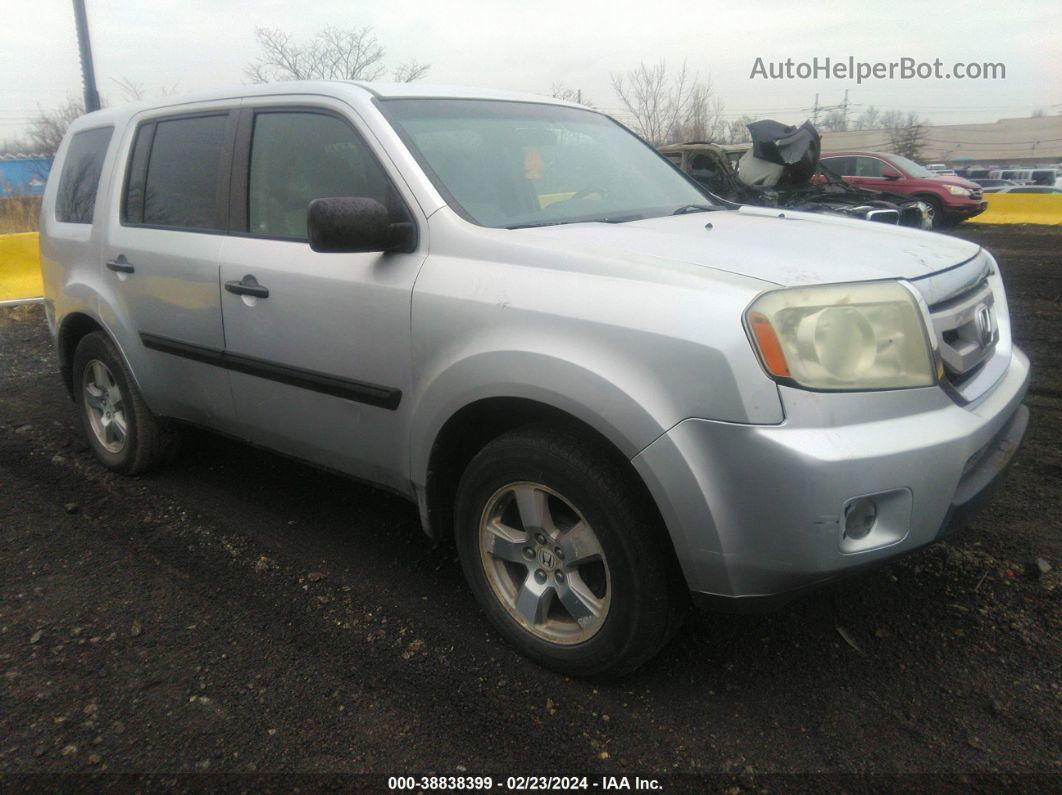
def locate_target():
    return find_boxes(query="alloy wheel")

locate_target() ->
[478,481,611,644]
[82,359,128,453]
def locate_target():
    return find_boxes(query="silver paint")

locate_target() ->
[41,81,1030,602]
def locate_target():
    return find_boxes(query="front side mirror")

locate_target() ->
[881,169,901,180]
[307,197,415,254]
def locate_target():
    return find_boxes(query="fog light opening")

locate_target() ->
[844,498,878,540]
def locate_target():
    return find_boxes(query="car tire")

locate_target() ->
[454,423,686,677]
[72,331,178,474]
[921,195,946,228]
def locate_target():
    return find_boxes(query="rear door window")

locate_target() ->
[129,114,229,231]
[55,126,113,223]
[821,156,853,176]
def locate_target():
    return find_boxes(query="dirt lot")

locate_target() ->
[0,224,1058,790]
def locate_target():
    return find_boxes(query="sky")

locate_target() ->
[2,0,1060,143]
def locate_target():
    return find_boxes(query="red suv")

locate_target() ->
[819,152,987,228]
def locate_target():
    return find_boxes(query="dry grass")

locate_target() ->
[0,196,42,234]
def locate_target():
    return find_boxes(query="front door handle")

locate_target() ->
[106,256,135,274]
[225,275,269,299]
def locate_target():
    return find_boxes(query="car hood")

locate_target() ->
[930,174,981,190]
[516,206,982,287]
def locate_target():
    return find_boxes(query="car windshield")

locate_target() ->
[887,154,935,178]
[381,99,712,229]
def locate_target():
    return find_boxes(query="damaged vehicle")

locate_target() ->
[42,84,1026,676]
[660,120,932,228]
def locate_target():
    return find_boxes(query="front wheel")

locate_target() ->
[920,195,946,228]
[454,425,685,677]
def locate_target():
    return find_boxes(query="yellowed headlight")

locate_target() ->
[746,281,936,390]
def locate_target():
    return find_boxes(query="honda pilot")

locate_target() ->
[40,82,1029,675]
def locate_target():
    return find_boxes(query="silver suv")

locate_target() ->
[41,82,1029,676]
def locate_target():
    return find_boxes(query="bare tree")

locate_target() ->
[112,76,146,101]
[669,82,725,142]
[717,115,756,145]
[852,105,881,130]
[246,26,428,83]
[393,59,431,83]
[549,82,594,108]
[881,110,930,160]
[24,99,85,154]
[110,76,180,103]
[819,109,848,132]
[611,60,719,146]
[0,137,37,156]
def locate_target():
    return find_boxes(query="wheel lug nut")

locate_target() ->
[555,571,565,583]
[554,547,564,560]
[534,569,547,584]
[535,533,547,545]
[522,547,535,560]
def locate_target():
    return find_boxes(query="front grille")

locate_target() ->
[865,208,900,224]
[969,188,983,200]
[928,277,997,388]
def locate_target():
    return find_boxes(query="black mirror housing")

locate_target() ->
[307,197,415,254]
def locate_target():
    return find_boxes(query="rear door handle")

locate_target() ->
[225,275,269,299]
[106,256,134,274]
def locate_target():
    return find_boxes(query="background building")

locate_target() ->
[821,115,1062,167]
[0,155,52,197]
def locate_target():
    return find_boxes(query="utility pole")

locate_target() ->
[72,0,101,112]
[805,91,859,131]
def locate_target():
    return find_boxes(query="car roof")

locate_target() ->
[64,81,587,135]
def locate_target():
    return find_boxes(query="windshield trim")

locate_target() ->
[374,97,716,229]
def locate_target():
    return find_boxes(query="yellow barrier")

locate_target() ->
[972,193,1062,226]
[0,232,43,304]
[0,197,1056,305]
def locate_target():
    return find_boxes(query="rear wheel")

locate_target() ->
[454,424,685,677]
[73,332,177,474]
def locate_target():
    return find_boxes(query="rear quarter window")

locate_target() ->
[55,126,113,224]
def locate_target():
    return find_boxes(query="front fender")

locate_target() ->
[409,348,669,489]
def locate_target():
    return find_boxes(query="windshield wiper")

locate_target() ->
[507,213,645,230]
[671,204,721,215]
[506,219,589,230]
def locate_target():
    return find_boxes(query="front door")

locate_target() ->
[217,103,425,493]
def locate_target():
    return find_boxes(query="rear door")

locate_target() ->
[217,98,425,492]
[101,106,238,429]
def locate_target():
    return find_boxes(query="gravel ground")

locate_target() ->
[0,225,1058,791]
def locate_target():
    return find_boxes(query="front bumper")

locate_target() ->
[947,200,988,220]
[633,347,1030,608]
